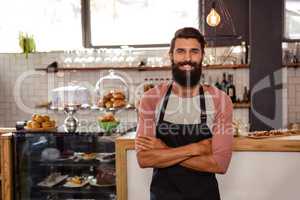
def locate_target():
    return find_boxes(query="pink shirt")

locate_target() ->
[136,82,234,173]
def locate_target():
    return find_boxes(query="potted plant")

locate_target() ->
[19,32,36,59]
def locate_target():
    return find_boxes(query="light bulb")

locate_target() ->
[206,5,221,27]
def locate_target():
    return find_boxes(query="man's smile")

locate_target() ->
[179,64,193,71]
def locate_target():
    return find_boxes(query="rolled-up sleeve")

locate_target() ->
[135,86,165,151]
[136,96,156,138]
[211,91,234,174]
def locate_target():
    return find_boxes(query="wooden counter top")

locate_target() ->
[116,131,300,152]
[0,128,15,134]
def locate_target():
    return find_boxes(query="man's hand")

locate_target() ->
[135,136,168,151]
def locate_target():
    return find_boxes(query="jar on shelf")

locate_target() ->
[95,70,129,110]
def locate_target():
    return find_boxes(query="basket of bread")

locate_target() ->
[97,112,120,133]
[25,114,56,132]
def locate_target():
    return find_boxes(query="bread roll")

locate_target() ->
[31,114,37,121]
[105,92,113,100]
[42,115,50,122]
[105,101,113,108]
[112,93,125,100]
[34,115,44,123]
[113,100,126,108]
[32,121,41,129]
[27,121,33,128]
[42,121,53,128]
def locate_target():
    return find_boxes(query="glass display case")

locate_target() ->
[12,131,117,200]
[95,70,129,111]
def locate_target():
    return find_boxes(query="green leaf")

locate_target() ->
[18,32,36,59]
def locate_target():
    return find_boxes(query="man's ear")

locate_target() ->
[169,53,173,61]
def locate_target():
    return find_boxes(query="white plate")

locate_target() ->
[63,177,88,188]
[88,178,115,187]
[37,174,68,188]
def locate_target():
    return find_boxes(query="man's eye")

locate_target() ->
[191,49,200,54]
[176,49,185,54]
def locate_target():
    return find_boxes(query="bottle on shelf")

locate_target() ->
[160,78,165,83]
[226,74,236,103]
[215,77,222,90]
[242,86,250,103]
[293,55,298,64]
[144,78,155,92]
[241,41,248,64]
[220,73,228,92]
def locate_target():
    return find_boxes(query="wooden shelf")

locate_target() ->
[35,66,171,72]
[285,63,300,68]
[37,103,249,110]
[35,64,250,72]
[233,102,250,109]
[203,64,249,70]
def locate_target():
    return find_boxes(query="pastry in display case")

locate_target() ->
[63,176,89,188]
[89,167,116,187]
[95,70,129,111]
[13,132,116,200]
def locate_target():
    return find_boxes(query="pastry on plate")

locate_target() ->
[64,176,88,188]
[82,152,97,160]
[26,114,56,130]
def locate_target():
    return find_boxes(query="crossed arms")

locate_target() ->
[135,89,233,174]
[136,136,225,173]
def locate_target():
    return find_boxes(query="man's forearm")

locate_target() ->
[137,145,195,168]
[180,155,224,174]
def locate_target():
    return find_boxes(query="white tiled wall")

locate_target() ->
[287,67,300,123]
[1,51,251,129]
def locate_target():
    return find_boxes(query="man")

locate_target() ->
[135,27,233,200]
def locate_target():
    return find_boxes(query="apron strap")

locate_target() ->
[158,82,173,123]
[199,86,207,124]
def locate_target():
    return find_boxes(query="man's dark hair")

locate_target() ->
[169,27,206,54]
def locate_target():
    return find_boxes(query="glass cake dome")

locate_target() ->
[95,70,129,110]
[51,82,91,109]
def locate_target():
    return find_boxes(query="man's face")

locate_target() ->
[170,38,203,88]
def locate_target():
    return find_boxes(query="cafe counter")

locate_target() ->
[116,131,300,200]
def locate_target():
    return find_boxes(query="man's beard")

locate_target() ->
[171,60,202,87]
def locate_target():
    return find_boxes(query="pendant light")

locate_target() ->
[206,2,221,27]
[202,0,240,42]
